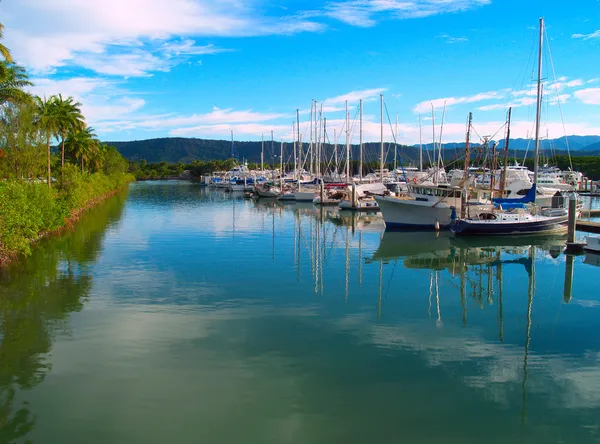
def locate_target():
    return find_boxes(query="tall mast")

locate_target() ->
[431,105,436,181]
[293,121,297,180]
[231,130,234,160]
[280,138,284,189]
[323,117,327,179]
[359,99,363,181]
[314,100,318,178]
[533,17,544,186]
[309,100,314,176]
[500,107,512,194]
[261,134,264,172]
[380,94,384,183]
[394,112,398,171]
[345,100,350,182]
[296,109,301,178]
[464,112,472,179]
[270,130,274,171]
[419,115,423,172]
[334,128,338,176]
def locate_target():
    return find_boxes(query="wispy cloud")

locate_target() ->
[574,88,600,105]
[324,88,387,105]
[572,30,600,40]
[0,0,321,75]
[438,34,468,43]
[324,0,490,27]
[413,90,506,114]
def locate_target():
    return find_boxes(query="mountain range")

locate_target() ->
[108,136,600,164]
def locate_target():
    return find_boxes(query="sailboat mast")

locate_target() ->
[231,130,234,160]
[280,138,284,189]
[500,107,512,194]
[293,121,297,180]
[359,99,363,181]
[296,109,301,179]
[419,115,423,172]
[380,94,384,183]
[345,100,350,182]
[270,130,274,171]
[533,17,544,186]
[394,113,398,171]
[261,134,264,173]
[431,105,436,183]
[309,100,314,176]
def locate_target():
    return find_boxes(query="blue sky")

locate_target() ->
[1,0,599,144]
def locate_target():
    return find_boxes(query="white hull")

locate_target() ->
[256,188,280,198]
[338,199,380,212]
[278,193,296,201]
[294,191,316,202]
[375,196,454,228]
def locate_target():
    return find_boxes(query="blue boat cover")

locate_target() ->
[497,202,527,210]
[493,183,536,205]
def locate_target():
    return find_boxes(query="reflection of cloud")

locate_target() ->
[332,315,600,411]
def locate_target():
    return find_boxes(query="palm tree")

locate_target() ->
[34,95,60,187]
[54,94,85,168]
[65,126,98,173]
[0,62,32,105]
[0,22,12,63]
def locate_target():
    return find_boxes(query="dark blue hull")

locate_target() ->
[451,216,568,236]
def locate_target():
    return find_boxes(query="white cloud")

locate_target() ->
[572,30,600,40]
[323,88,387,105]
[413,90,506,114]
[0,0,320,75]
[574,88,600,105]
[439,34,468,43]
[324,0,490,26]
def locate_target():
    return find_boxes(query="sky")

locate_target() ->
[1,0,600,144]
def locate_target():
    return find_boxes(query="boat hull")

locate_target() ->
[294,191,316,202]
[452,216,568,236]
[374,196,453,229]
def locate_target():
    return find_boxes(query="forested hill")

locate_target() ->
[109,136,600,164]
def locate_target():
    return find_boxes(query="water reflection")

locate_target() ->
[0,190,127,443]
[3,183,600,443]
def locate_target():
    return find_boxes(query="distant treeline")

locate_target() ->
[130,154,600,181]
[110,136,600,166]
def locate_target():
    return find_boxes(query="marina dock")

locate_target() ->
[577,220,600,234]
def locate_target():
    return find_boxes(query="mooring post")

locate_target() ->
[565,192,585,254]
[563,254,574,304]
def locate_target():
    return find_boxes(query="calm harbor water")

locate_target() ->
[2,180,600,444]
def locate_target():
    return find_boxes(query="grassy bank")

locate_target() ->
[0,165,134,265]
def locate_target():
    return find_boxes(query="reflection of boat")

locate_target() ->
[584,252,600,267]
[371,231,453,261]
[585,236,600,253]
[450,234,567,251]
[327,213,385,232]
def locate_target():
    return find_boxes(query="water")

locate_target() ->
[2,181,600,444]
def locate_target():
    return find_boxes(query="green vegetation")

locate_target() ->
[0,22,134,264]
[0,190,128,441]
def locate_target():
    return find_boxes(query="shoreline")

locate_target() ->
[0,181,134,268]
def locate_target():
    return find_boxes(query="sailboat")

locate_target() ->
[451,18,569,236]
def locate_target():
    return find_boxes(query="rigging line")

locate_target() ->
[544,31,573,171]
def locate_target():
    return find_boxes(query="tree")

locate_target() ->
[34,96,60,187]
[0,22,12,63]
[0,62,32,105]
[65,126,98,173]
[54,94,85,168]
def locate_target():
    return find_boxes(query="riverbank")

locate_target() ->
[0,166,134,266]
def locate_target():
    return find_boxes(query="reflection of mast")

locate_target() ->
[272,209,275,262]
[497,256,504,342]
[563,254,574,304]
[459,247,467,325]
[378,258,383,320]
[435,270,442,327]
[345,225,350,301]
[521,247,536,425]
[358,231,363,288]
